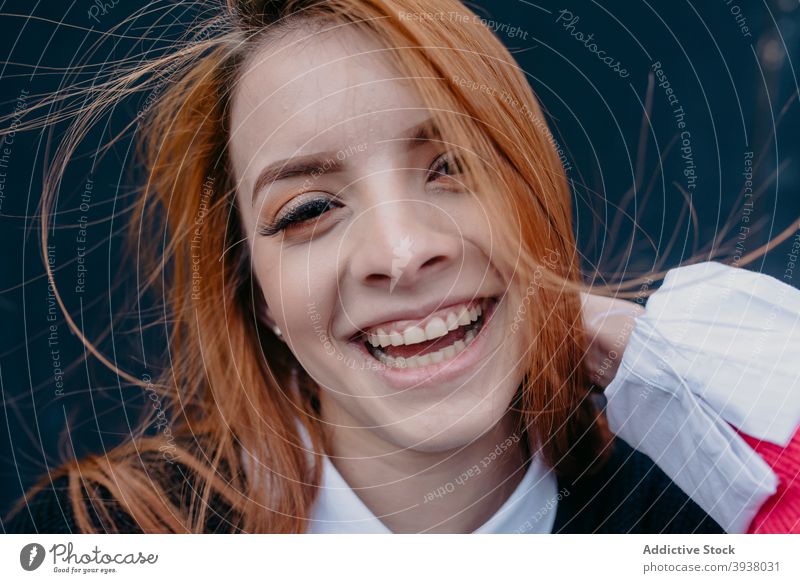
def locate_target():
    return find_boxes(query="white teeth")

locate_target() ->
[366,300,488,347]
[367,328,392,348]
[416,354,432,368]
[377,329,390,348]
[373,326,482,370]
[446,312,460,331]
[424,317,449,341]
[402,326,426,345]
[378,330,475,368]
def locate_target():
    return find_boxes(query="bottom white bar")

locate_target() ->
[2,534,798,582]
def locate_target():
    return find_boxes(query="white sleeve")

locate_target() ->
[603,261,800,533]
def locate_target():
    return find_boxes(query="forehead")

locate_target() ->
[229,25,426,170]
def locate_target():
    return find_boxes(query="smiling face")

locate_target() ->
[229,24,527,454]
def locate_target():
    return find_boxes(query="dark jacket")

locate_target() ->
[5,437,723,534]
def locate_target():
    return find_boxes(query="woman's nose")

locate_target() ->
[346,198,460,292]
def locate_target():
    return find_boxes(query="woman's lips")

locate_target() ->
[362,298,483,346]
[349,297,500,390]
[348,297,486,343]
[365,297,490,360]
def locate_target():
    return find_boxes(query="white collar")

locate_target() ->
[307,452,559,534]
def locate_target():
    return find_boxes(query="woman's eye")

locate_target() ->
[427,151,464,184]
[258,196,341,237]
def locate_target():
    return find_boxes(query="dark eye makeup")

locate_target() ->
[427,150,464,180]
[257,197,341,237]
[257,150,463,237]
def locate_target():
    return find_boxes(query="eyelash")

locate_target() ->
[258,151,463,237]
[427,150,464,181]
[257,197,341,237]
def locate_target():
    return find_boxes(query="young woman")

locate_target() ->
[6,0,800,534]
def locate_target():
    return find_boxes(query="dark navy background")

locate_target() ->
[1,1,798,524]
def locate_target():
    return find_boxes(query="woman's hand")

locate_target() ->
[580,292,645,388]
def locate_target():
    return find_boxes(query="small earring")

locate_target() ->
[271,325,282,338]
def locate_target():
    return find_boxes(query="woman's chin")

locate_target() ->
[371,410,512,454]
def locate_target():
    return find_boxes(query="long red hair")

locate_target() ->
[10,0,622,533]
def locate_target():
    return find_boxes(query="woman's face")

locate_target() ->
[229,26,526,453]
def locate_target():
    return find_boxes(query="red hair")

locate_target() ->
[10,0,621,533]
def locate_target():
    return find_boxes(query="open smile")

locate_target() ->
[350,297,500,390]
[365,297,493,368]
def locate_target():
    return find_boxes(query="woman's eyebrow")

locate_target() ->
[387,117,441,145]
[252,152,341,205]
[250,117,440,207]
[250,153,342,207]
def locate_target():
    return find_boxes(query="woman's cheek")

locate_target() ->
[282,290,341,370]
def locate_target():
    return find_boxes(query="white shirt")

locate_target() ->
[604,261,800,533]
[307,452,559,533]
[250,261,800,534]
